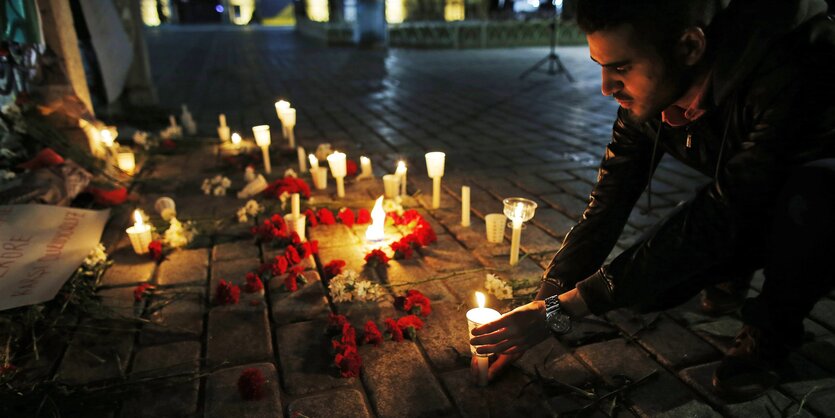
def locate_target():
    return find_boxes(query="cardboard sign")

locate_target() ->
[0,205,110,311]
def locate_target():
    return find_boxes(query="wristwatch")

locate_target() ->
[544,294,571,335]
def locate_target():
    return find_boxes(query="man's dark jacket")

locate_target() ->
[540,0,835,315]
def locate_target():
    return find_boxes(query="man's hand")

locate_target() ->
[469,300,550,356]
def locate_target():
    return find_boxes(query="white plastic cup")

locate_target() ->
[285,214,307,241]
[154,197,177,220]
[485,213,507,243]
[311,167,329,190]
[382,174,400,199]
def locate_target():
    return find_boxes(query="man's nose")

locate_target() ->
[601,71,621,97]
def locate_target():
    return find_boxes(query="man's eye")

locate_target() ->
[615,66,629,73]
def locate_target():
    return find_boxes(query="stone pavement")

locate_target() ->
[28,26,835,417]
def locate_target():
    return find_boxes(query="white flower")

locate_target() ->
[164,217,196,248]
[159,125,182,140]
[329,269,382,303]
[279,192,290,210]
[485,273,514,300]
[133,131,148,145]
[0,169,15,182]
[203,176,232,196]
[220,177,231,189]
[284,168,297,178]
[82,243,107,268]
[236,207,249,223]
[201,179,213,195]
[244,199,264,216]
[212,186,226,196]
[382,199,403,214]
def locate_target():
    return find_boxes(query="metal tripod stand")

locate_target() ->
[519,1,574,81]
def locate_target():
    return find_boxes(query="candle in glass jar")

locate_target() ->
[126,210,152,255]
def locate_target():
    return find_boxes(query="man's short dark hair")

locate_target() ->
[576,0,718,56]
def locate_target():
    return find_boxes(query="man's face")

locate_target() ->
[588,24,684,122]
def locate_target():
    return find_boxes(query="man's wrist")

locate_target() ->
[557,288,590,318]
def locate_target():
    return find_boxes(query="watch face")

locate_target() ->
[548,313,571,334]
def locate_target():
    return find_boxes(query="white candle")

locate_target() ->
[308,154,319,171]
[461,186,471,227]
[297,147,308,173]
[100,129,115,148]
[169,115,177,127]
[395,161,407,197]
[252,125,271,174]
[231,132,242,148]
[425,152,445,209]
[509,203,523,265]
[382,174,399,198]
[327,151,347,198]
[311,166,328,190]
[466,292,500,387]
[117,151,136,174]
[291,193,300,218]
[275,100,290,122]
[283,108,297,148]
[360,156,373,178]
[126,210,152,255]
[219,113,227,127]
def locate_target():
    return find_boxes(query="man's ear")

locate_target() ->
[677,27,707,67]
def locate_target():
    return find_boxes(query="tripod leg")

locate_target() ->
[519,55,552,80]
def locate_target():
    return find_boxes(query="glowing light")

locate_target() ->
[100,129,115,147]
[386,0,405,23]
[306,0,330,22]
[444,0,464,21]
[365,196,386,241]
[229,0,256,25]
[476,291,485,308]
[140,0,161,26]
[133,210,145,227]
[215,5,224,13]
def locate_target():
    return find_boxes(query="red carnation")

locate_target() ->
[148,240,164,262]
[308,240,319,255]
[390,239,414,260]
[398,209,422,226]
[356,209,372,224]
[290,231,302,245]
[341,322,357,347]
[214,280,241,305]
[323,260,346,280]
[270,255,289,276]
[362,321,383,346]
[133,283,155,302]
[244,272,264,293]
[346,159,358,177]
[162,139,177,149]
[304,209,318,227]
[334,344,362,378]
[328,313,350,330]
[283,274,299,292]
[18,148,64,170]
[237,368,266,400]
[337,208,355,227]
[384,318,404,342]
[317,208,336,225]
[364,249,389,267]
[397,314,424,340]
[87,186,128,206]
[395,289,432,317]
[414,220,437,246]
[284,245,301,265]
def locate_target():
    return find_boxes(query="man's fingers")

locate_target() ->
[476,338,519,355]
[471,315,511,336]
[488,353,523,381]
[469,328,510,346]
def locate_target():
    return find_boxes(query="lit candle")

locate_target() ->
[274,100,290,139]
[461,186,471,227]
[425,152,446,209]
[297,147,308,173]
[100,129,115,148]
[503,198,537,266]
[308,154,319,171]
[466,292,500,387]
[382,174,399,199]
[395,161,407,197]
[311,167,328,190]
[252,125,272,174]
[359,156,373,179]
[291,193,300,218]
[365,196,385,241]
[231,132,242,149]
[126,209,153,255]
[117,150,136,174]
[327,151,347,198]
[283,108,297,148]
[217,113,230,142]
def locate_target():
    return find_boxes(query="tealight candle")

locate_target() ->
[252,125,272,174]
[297,147,308,173]
[126,209,153,255]
[461,186,471,227]
[425,152,446,209]
[117,150,136,174]
[395,161,407,197]
[327,151,347,198]
[467,292,501,387]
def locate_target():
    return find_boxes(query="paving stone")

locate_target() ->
[131,340,201,377]
[100,242,156,286]
[204,363,283,418]
[212,239,260,262]
[419,234,483,273]
[531,207,578,239]
[382,258,457,304]
[97,286,143,318]
[275,320,356,395]
[677,362,725,407]
[540,192,589,219]
[318,243,371,274]
[55,319,135,385]
[211,257,259,290]
[691,317,744,352]
[441,367,551,418]
[809,299,835,332]
[433,208,491,251]
[270,270,329,325]
[206,305,272,366]
[606,310,720,369]
[416,301,474,371]
[516,338,595,387]
[141,286,206,344]
[800,337,835,373]
[288,389,373,418]
[560,316,622,348]
[121,375,200,418]
[655,400,721,418]
[780,377,835,417]
[545,394,616,418]
[310,224,362,248]
[518,223,565,255]
[360,339,453,418]
[575,339,699,417]
[157,248,209,286]
[514,174,560,195]
[723,389,814,418]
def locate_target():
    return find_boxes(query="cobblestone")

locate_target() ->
[270,270,329,325]
[288,389,373,418]
[157,248,209,286]
[141,286,205,344]
[275,320,357,395]
[206,305,272,366]
[204,363,283,418]
[100,240,156,286]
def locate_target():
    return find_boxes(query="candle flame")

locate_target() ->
[476,291,486,308]
[365,196,386,241]
[100,129,114,147]
[133,210,144,227]
[361,156,370,164]
[308,154,319,169]
[513,202,524,224]
[396,160,407,175]
[275,100,290,110]
[231,133,242,145]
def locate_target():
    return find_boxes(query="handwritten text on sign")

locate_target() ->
[0,205,109,311]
